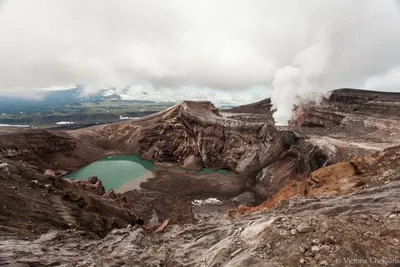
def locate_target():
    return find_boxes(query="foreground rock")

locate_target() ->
[2,181,400,266]
[0,158,133,238]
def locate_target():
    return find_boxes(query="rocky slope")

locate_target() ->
[0,131,77,158]
[0,156,197,238]
[2,147,400,266]
[0,158,133,238]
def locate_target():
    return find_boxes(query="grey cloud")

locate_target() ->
[0,0,399,119]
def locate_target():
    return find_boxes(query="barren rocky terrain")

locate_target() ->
[1,88,400,266]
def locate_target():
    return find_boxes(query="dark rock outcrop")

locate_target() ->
[0,131,77,158]
[76,176,106,195]
[223,98,273,115]
[221,98,274,123]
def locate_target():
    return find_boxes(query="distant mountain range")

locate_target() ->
[0,86,236,114]
[0,87,169,114]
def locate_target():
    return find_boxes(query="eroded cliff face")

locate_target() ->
[224,98,273,115]
[66,101,280,174]
[290,88,400,130]
[221,98,275,123]
[133,101,273,171]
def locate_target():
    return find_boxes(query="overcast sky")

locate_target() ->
[0,0,399,123]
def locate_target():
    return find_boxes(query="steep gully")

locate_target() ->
[1,88,400,266]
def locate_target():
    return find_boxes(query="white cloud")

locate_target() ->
[364,67,400,91]
[101,85,268,106]
[0,0,399,117]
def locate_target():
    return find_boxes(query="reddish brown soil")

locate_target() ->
[230,147,400,217]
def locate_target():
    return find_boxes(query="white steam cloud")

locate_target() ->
[272,39,332,124]
[0,0,400,122]
[271,0,400,124]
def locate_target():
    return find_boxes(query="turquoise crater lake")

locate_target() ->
[65,155,228,193]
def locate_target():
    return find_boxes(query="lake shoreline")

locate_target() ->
[64,154,231,193]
